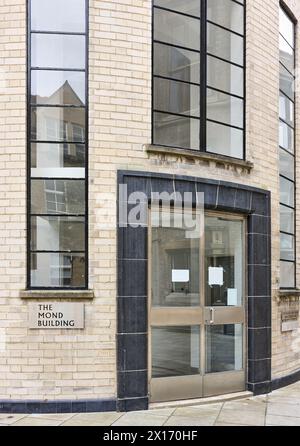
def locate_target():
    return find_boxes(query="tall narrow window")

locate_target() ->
[28,0,88,289]
[152,0,245,159]
[279,5,296,289]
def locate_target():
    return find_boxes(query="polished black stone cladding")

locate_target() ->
[117,170,272,411]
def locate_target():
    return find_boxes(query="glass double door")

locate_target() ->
[149,208,246,403]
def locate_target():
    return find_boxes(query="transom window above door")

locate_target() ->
[152,0,245,160]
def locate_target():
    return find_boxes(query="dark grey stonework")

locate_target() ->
[117,170,272,411]
[0,398,116,414]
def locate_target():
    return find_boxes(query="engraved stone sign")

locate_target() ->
[281,311,299,333]
[29,303,84,329]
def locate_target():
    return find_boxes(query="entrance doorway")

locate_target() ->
[149,208,246,403]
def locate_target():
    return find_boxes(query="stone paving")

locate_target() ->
[1,382,300,426]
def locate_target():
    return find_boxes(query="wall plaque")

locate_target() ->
[29,303,84,329]
[281,311,299,333]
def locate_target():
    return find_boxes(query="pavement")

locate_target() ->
[1,382,300,426]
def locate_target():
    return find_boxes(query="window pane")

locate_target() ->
[31,216,85,251]
[207,88,243,128]
[31,143,85,178]
[31,253,86,288]
[154,0,200,17]
[151,209,201,308]
[207,22,243,66]
[31,0,86,33]
[207,0,244,35]
[153,112,200,150]
[207,56,243,97]
[279,149,294,181]
[31,179,85,214]
[280,233,295,261]
[154,8,200,51]
[152,326,200,378]
[31,34,85,69]
[279,35,294,74]
[280,176,294,208]
[207,121,243,159]
[279,92,294,127]
[280,261,295,288]
[31,71,85,106]
[206,324,243,373]
[280,8,294,48]
[280,63,294,101]
[154,43,200,84]
[31,107,85,142]
[280,205,294,235]
[154,77,200,117]
[279,121,294,153]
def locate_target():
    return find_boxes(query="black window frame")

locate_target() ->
[151,0,246,160]
[279,1,297,290]
[27,0,89,290]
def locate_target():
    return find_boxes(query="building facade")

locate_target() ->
[0,0,300,413]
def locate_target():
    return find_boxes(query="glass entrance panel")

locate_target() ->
[205,324,243,373]
[151,208,201,307]
[152,326,200,378]
[205,217,244,307]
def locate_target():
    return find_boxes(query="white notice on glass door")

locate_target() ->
[208,267,224,286]
[227,289,238,306]
[172,269,190,283]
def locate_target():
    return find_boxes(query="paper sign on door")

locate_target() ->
[208,267,224,286]
[172,269,190,283]
[227,288,238,306]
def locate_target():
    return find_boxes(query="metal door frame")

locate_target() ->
[148,207,247,403]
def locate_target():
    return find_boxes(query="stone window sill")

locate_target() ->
[20,290,94,300]
[278,290,300,301]
[145,144,254,172]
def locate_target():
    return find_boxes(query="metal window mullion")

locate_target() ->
[200,0,207,152]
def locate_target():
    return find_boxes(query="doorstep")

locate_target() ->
[149,391,253,410]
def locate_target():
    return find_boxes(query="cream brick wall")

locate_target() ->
[0,0,299,401]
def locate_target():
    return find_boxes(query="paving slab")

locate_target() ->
[164,415,217,426]
[12,417,62,427]
[266,414,300,426]
[112,413,168,427]
[0,414,27,426]
[61,412,123,426]
[267,402,300,418]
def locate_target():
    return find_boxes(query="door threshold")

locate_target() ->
[149,391,253,410]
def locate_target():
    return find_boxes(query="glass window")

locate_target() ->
[31,107,85,142]
[31,0,86,33]
[279,121,294,153]
[279,92,294,127]
[207,22,244,66]
[31,179,85,215]
[280,233,295,261]
[154,8,200,51]
[154,77,200,117]
[152,1,245,159]
[280,63,295,100]
[207,56,243,97]
[280,8,294,48]
[31,143,85,178]
[279,35,294,74]
[154,0,201,17]
[280,205,294,235]
[31,216,85,251]
[207,121,243,159]
[280,176,294,208]
[153,43,200,84]
[153,112,200,150]
[280,261,295,288]
[279,149,294,181]
[31,71,85,106]
[31,253,86,288]
[207,89,243,128]
[152,326,200,378]
[207,0,244,35]
[206,324,243,373]
[31,34,85,69]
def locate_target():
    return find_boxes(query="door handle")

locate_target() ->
[209,307,215,325]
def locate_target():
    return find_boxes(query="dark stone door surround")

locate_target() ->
[117,170,272,412]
